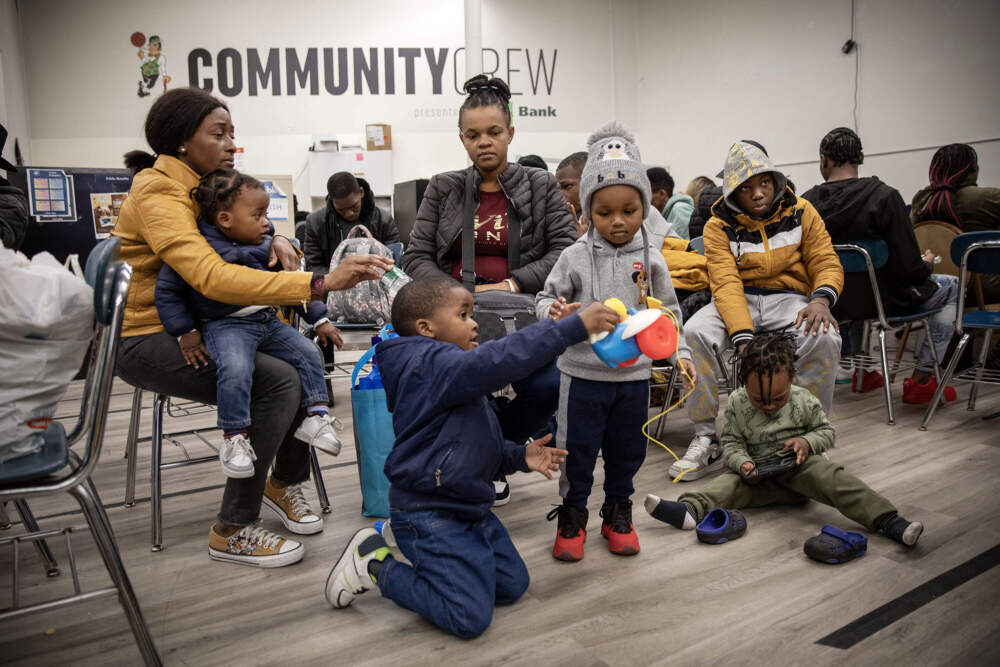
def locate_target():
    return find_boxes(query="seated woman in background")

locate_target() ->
[911,143,1000,305]
[402,75,576,504]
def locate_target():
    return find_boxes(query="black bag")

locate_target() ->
[460,170,537,342]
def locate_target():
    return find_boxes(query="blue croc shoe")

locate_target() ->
[803,525,867,564]
[696,508,747,544]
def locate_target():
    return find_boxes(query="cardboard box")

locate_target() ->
[365,123,392,151]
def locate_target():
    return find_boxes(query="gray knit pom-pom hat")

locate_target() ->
[579,121,651,223]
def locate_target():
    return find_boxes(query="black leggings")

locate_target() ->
[116,331,311,525]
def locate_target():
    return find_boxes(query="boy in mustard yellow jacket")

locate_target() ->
[671,141,844,482]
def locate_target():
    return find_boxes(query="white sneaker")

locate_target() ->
[220,434,256,479]
[325,528,390,609]
[836,364,854,384]
[668,435,724,481]
[374,520,396,548]
[493,480,511,506]
[294,414,343,456]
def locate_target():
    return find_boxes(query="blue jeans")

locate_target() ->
[378,509,529,639]
[915,274,959,372]
[203,311,328,431]
[555,374,650,508]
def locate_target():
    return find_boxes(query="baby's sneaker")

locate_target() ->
[219,434,256,479]
[325,528,391,608]
[295,413,342,455]
[600,500,639,556]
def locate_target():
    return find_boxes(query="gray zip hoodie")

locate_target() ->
[535,225,692,382]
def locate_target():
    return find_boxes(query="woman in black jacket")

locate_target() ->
[401,75,576,501]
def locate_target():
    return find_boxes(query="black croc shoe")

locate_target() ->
[696,508,747,544]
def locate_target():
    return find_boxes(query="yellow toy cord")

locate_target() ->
[640,306,698,483]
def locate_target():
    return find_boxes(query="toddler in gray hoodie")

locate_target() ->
[535,122,696,562]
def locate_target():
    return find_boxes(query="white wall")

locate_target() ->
[634,0,1000,199]
[15,0,1000,205]
[0,0,31,170]
[19,0,619,207]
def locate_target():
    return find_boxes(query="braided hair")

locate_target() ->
[739,332,798,403]
[190,169,265,227]
[919,143,978,227]
[819,127,864,167]
[458,74,512,128]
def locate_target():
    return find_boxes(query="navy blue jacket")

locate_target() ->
[154,220,326,336]
[376,315,588,520]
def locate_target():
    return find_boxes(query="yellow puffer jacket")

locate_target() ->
[703,192,844,340]
[113,155,312,337]
[660,237,709,292]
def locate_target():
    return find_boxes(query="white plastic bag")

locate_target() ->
[0,247,94,463]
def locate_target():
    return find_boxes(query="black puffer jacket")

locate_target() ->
[303,177,398,273]
[402,163,576,294]
[687,184,722,240]
[0,177,28,250]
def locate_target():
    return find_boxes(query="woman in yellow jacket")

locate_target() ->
[115,88,390,567]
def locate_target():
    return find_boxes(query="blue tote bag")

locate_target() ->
[350,345,394,518]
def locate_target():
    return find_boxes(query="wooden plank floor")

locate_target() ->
[2,350,999,666]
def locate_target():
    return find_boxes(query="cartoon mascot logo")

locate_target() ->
[131,32,171,98]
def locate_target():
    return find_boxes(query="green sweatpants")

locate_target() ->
[677,455,896,530]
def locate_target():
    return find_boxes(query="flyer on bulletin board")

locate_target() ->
[27,168,77,222]
[90,192,128,238]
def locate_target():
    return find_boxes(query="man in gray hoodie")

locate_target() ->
[535,122,695,562]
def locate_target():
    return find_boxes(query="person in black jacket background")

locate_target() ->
[303,173,398,273]
[0,124,27,250]
[802,127,958,404]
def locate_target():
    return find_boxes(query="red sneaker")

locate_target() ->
[600,500,640,556]
[902,377,957,404]
[546,505,588,562]
[852,369,885,393]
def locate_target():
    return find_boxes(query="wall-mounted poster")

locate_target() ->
[90,192,128,238]
[132,31,171,97]
[27,168,77,222]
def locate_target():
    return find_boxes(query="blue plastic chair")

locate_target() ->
[921,231,1000,430]
[834,239,944,425]
[0,237,161,665]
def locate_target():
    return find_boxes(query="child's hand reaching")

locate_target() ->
[315,322,344,349]
[677,358,698,388]
[524,434,567,480]
[179,330,210,369]
[548,296,582,321]
[782,437,811,464]
[577,302,620,335]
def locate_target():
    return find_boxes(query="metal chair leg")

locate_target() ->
[890,322,912,383]
[124,387,143,507]
[877,328,895,425]
[0,502,11,529]
[924,317,943,383]
[968,330,993,412]
[70,482,162,666]
[921,333,970,430]
[150,393,166,552]
[654,365,680,441]
[13,499,60,577]
[310,447,332,514]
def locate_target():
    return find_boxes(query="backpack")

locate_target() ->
[326,225,395,324]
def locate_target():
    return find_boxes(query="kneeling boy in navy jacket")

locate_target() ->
[324,277,618,639]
